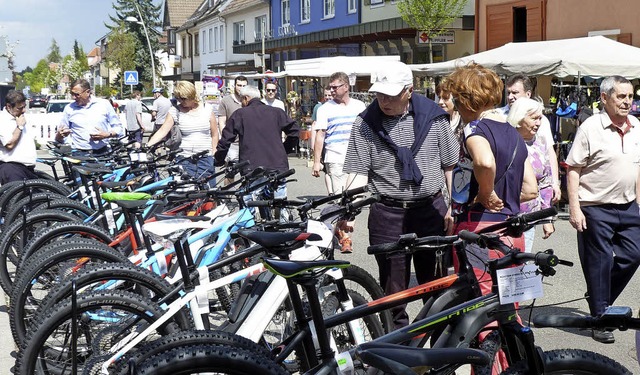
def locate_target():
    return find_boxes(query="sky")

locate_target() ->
[0,0,159,71]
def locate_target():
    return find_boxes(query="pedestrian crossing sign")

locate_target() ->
[124,71,139,85]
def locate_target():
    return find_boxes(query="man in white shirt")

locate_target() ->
[262,80,285,111]
[151,87,172,135]
[125,90,143,147]
[312,72,366,253]
[0,90,39,183]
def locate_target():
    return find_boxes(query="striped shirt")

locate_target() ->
[344,107,459,200]
[169,103,214,157]
[315,99,366,163]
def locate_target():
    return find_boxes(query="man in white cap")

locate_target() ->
[151,87,172,136]
[343,61,459,329]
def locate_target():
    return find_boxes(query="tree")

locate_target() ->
[47,39,62,63]
[397,0,467,63]
[104,23,137,96]
[73,40,90,73]
[107,0,162,89]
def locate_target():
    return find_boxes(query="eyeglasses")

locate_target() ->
[329,83,346,91]
[266,89,277,93]
[176,96,189,101]
[376,86,408,102]
[71,89,88,97]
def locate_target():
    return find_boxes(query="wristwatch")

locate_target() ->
[17,125,24,132]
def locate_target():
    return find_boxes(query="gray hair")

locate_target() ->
[506,97,543,128]
[600,75,631,97]
[239,85,261,100]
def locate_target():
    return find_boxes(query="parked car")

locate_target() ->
[46,100,73,113]
[141,97,155,108]
[29,95,48,108]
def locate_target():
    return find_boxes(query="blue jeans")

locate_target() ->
[179,155,216,187]
[244,180,288,222]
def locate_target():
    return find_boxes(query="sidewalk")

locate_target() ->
[0,290,17,373]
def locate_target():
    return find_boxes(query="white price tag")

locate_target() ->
[497,264,544,304]
[104,208,117,230]
[138,152,148,162]
[306,220,333,248]
[130,153,139,161]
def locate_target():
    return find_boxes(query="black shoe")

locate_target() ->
[592,329,615,343]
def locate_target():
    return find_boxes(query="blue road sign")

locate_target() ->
[124,71,139,85]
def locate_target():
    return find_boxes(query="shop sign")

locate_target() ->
[418,30,455,44]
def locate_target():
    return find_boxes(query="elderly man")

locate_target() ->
[566,75,640,344]
[0,90,39,183]
[501,74,561,202]
[343,61,459,328]
[55,79,123,155]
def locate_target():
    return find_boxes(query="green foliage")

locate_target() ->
[47,39,62,63]
[73,40,91,72]
[23,59,54,94]
[397,0,466,35]
[105,24,137,73]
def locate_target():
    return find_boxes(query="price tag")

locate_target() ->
[104,208,117,230]
[306,220,333,248]
[496,264,543,304]
[130,153,139,161]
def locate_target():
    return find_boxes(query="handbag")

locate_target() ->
[165,111,182,151]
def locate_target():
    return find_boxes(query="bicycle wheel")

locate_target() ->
[320,264,394,333]
[109,329,272,375]
[5,193,96,224]
[0,178,72,219]
[472,330,505,375]
[10,239,131,345]
[501,349,631,375]
[15,290,186,375]
[0,209,80,293]
[11,258,180,347]
[322,290,385,374]
[133,343,287,375]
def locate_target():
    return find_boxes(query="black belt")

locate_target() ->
[379,192,442,209]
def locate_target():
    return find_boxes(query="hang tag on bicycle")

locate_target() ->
[496,264,543,304]
[306,219,333,249]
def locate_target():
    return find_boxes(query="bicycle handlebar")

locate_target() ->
[477,207,558,235]
[534,306,640,331]
[367,234,459,255]
[317,195,379,222]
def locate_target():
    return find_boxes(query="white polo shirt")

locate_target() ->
[0,108,37,166]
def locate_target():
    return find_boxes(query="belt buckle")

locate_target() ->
[402,201,410,209]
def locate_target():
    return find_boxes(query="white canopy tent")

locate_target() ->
[410,36,640,79]
[284,55,401,77]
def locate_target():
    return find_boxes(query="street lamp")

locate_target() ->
[125,3,156,87]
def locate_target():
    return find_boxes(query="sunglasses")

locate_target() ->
[266,89,277,93]
[71,89,88,97]
[176,96,189,101]
[329,83,345,91]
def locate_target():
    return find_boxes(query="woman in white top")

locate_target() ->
[147,81,218,183]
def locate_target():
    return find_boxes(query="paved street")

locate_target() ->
[0,155,638,374]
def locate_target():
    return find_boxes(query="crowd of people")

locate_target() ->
[2,64,639,345]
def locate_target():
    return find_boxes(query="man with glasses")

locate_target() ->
[218,76,248,178]
[262,80,285,111]
[312,72,366,253]
[56,79,123,155]
[343,61,459,328]
[0,90,39,183]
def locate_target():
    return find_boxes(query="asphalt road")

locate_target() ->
[0,154,638,374]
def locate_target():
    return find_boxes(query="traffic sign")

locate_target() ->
[124,71,139,85]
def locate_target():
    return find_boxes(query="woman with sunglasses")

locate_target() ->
[147,80,219,183]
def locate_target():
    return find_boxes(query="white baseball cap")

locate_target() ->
[369,61,414,96]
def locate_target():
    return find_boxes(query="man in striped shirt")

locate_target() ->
[343,61,459,328]
[313,72,366,253]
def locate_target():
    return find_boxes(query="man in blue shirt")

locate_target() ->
[56,79,123,155]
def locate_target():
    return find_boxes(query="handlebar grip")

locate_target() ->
[533,315,595,328]
[349,196,380,210]
[229,160,250,171]
[274,168,295,180]
[520,207,558,223]
[343,185,368,197]
[367,241,406,255]
[458,230,482,245]
[246,200,272,207]
[532,251,560,267]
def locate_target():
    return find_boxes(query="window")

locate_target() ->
[214,26,219,51]
[513,7,527,42]
[194,33,199,55]
[370,0,383,5]
[202,30,206,54]
[348,0,356,13]
[281,0,290,25]
[233,22,244,44]
[323,0,335,18]
[220,25,224,50]
[301,0,310,23]
[208,28,213,52]
[255,15,266,41]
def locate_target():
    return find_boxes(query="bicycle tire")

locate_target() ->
[0,178,72,218]
[0,209,80,293]
[15,290,185,375]
[133,343,288,375]
[321,289,385,375]
[320,264,394,333]
[5,193,96,224]
[472,330,504,375]
[10,239,131,345]
[17,220,114,269]
[500,348,631,374]
[12,259,178,346]
[110,329,272,375]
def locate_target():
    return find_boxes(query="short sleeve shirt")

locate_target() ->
[0,109,37,166]
[565,112,640,206]
[315,99,366,164]
[124,99,142,131]
[218,94,242,118]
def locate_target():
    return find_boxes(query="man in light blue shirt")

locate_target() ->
[56,79,123,155]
